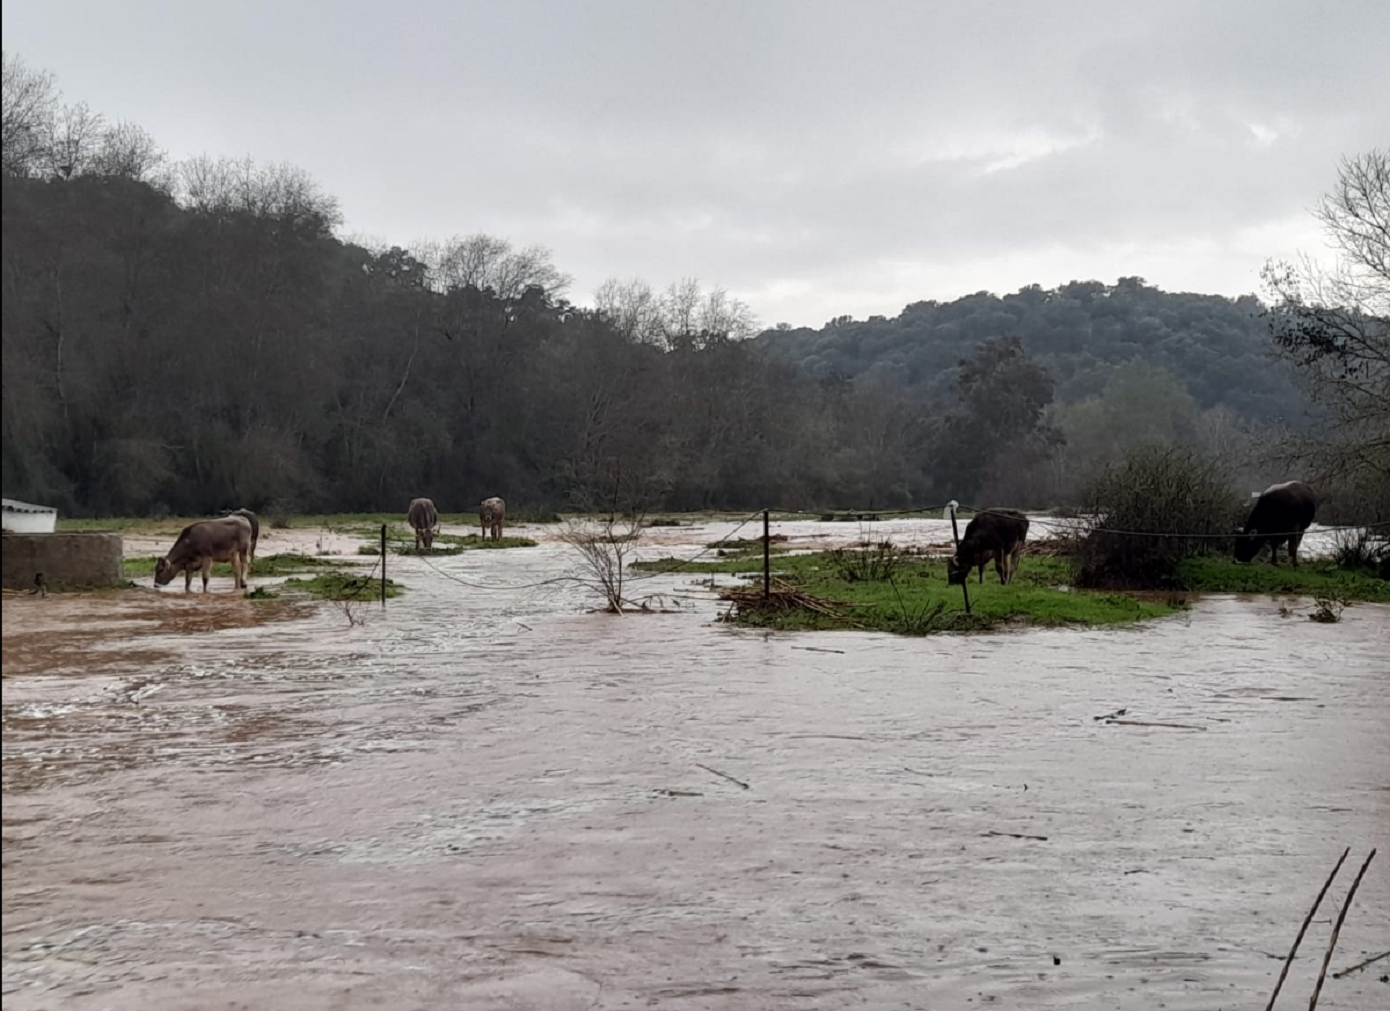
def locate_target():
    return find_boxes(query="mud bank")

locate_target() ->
[3,521,1387,1009]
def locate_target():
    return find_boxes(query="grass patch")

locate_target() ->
[676,551,1180,634]
[123,553,336,578]
[358,532,538,555]
[1176,557,1390,601]
[281,573,403,601]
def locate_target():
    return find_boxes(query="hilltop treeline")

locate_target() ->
[2,53,1312,517]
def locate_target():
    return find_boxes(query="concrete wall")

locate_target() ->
[1,532,125,590]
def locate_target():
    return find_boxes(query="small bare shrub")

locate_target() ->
[828,540,901,582]
[1073,447,1244,590]
[560,514,645,612]
[1330,527,1390,576]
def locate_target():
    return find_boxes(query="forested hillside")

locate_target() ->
[2,53,1315,517]
[756,279,1305,425]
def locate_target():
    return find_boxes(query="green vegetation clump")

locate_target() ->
[281,573,403,601]
[1072,447,1244,590]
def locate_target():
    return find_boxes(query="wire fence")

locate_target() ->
[361,502,1386,610]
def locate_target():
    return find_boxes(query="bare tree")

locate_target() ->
[1,52,58,177]
[1262,149,1389,502]
[91,120,170,186]
[418,233,571,300]
[594,275,661,341]
[174,154,341,232]
[595,275,759,349]
[42,101,105,179]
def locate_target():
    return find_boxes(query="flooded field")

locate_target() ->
[4,519,1387,1009]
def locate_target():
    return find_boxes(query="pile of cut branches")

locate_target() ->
[718,577,852,619]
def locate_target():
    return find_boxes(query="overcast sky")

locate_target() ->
[5,0,1387,327]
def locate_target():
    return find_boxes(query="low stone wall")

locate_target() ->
[1,532,125,590]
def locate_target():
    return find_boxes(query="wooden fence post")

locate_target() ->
[763,510,771,601]
[947,500,971,615]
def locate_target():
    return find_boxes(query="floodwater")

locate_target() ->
[3,519,1387,1010]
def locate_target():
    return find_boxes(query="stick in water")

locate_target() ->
[1308,848,1377,1011]
[1332,949,1389,979]
[1263,846,1349,1011]
[695,763,750,790]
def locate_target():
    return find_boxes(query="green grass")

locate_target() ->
[124,553,337,578]
[281,573,403,601]
[1176,556,1390,601]
[651,551,1179,634]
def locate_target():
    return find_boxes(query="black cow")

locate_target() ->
[1234,481,1317,566]
[948,508,1030,585]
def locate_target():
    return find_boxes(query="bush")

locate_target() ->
[1330,527,1390,578]
[1073,448,1244,590]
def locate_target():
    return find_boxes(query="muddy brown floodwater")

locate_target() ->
[3,520,1388,1010]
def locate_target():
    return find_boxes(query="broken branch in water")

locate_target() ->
[983,830,1049,841]
[1309,848,1377,1010]
[792,645,847,654]
[696,763,750,790]
[1263,846,1350,1011]
[1104,718,1207,731]
[1333,949,1390,979]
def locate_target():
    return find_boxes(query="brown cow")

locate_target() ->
[480,497,505,540]
[408,497,439,551]
[947,508,1030,586]
[155,515,252,593]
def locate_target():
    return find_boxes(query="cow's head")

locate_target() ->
[153,556,177,585]
[946,555,968,585]
[1232,529,1262,563]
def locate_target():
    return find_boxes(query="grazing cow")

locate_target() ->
[947,508,1030,586]
[480,497,505,541]
[155,515,253,593]
[408,497,439,551]
[227,508,260,569]
[1234,481,1317,566]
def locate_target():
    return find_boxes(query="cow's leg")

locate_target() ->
[994,553,1007,585]
[201,559,212,592]
[1008,545,1024,585]
[1269,539,1280,566]
[1289,533,1303,568]
[184,568,193,593]
[231,552,244,590]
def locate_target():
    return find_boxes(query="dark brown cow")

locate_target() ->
[408,497,439,551]
[947,508,1030,586]
[155,515,252,592]
[227,508,259,570]
[480,497,505,541]
[1234,481,1317,566]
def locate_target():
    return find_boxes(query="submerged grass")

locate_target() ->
[123,553,338,578]
[357,531,539,555]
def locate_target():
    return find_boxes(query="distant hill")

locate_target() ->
[754,278,1306,427]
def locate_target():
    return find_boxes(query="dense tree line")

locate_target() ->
[0,52,1343,518]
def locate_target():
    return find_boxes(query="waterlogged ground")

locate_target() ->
[3,518,1388,1009]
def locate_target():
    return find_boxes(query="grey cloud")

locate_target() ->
[4,0,1386,325]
